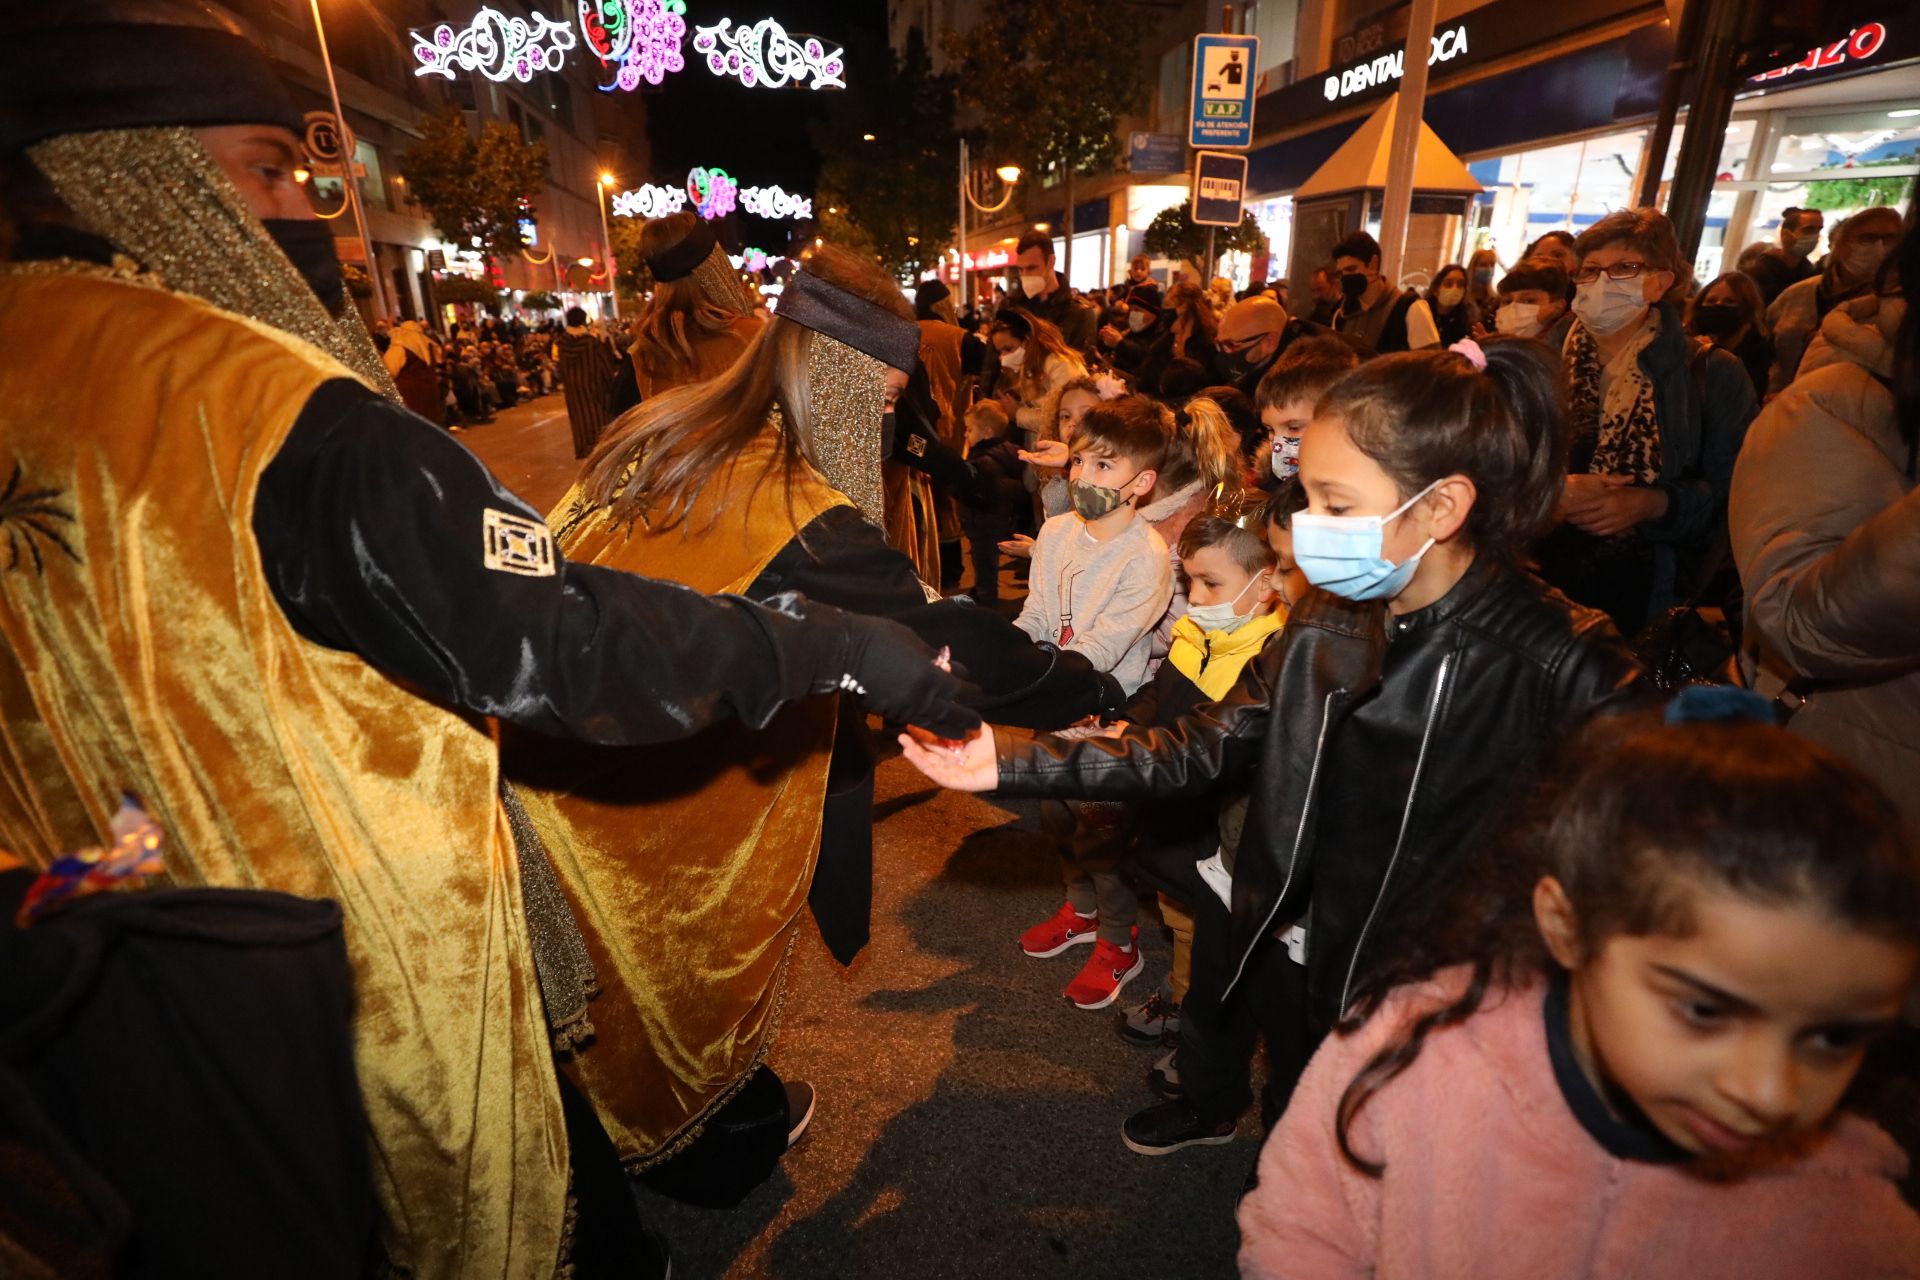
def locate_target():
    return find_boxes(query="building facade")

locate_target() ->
[216,0,651,326]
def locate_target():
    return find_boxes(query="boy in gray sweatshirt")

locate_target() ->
[1013,397,1173,1009]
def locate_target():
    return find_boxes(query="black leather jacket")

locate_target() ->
[995,558,1646,1029]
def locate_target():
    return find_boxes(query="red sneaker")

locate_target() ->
[1020,901,1098,958]
[1063,929,1146,1010]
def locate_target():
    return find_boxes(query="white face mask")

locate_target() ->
[1495,302,1543,338]
[1843,240,1890,280]
[1185,574,1266,634]
[1435,285,1465,309]
[1790,232,1819,258]
[1572,275,1648,338]
[1127,310,1153,333]
[1019,272,1048,299]
[998,346,1026,371]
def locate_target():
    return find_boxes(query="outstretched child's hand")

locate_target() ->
[1018,439,1070,469]
[898,725,998,792]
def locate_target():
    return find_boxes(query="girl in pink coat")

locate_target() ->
[1240,695,1920,1279]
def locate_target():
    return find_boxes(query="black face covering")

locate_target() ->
[880,411,897,460]
[1692,304,1742,338]
[265,218,346,313]
[1339,271,1369,303]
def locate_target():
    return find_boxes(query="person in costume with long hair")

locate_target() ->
[513,244,1126,1208]
[607,211,763,417]
[0,5,971,1275]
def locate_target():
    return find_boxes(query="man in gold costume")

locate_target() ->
[0,5,972,1276]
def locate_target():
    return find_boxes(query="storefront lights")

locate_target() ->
[1322,24,1468,102]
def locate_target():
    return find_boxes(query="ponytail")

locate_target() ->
[1158,394,1241,492]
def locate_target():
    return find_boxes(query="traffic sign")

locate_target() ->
[1128,131,1186,175]
[1191,151,1248,228]
[1189,34,1258,150]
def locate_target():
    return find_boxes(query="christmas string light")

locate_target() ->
[610,172,814,222]
[691,17,845,90]
[413,7,576,83]
[740,184,812,220]
[687,166,737,220]
[583,0,688,92]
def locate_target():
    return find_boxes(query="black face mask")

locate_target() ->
[1692,304,1742,338]
[264,218,345,313]
[881,411,897,460]
[1339,271,1369,304]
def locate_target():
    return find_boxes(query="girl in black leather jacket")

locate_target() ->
[904,339,1646,1137]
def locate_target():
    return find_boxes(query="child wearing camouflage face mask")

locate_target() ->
[1012,397,1175,1009]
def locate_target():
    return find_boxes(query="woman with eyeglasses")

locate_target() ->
[1534,207,1757,635]
[1765,205,1904,397]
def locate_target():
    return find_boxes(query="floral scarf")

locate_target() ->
[1565,312,1662,484]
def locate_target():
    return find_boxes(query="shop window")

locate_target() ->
[1748,105,1919,256]
[1471,129,1649,272]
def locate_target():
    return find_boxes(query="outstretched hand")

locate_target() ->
[898,725,999,792]
[1018,439,1070,469]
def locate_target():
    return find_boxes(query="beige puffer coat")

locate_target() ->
[1731,295,1920,835]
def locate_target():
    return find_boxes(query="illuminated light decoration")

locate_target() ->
[691,18,846,90]
[687,166,737,220]
[1749,23,1887,83]
[610,183,687,218]
[584,0,688,92]
[1321,24,1467,102]
[414,7,576,83]
[740,184,813,220]
[730,247,776,272]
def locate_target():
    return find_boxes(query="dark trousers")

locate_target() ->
[1178,890,1317,1131]
[963,519,1011,605]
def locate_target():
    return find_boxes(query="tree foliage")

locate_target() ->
[813,28,958,277]
[1804,154,1916,213]
[398,110,549,262]
[947,0,1155,188]
[1142,203,1267,271]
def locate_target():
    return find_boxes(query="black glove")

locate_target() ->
[826,610,983,740]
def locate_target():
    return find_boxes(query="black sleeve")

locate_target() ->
[605,351,640,419]
[252,378,849,745]
[751,507,1122,729]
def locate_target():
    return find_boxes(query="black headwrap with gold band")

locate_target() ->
[778,267,923,373]
[646,219,718,282]
[0,24,305,157]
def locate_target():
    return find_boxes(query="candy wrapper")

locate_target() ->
[16,794,166,927]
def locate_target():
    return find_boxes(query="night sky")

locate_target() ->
[643,0,887,225]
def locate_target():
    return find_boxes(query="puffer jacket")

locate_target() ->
[1731,294,1920,836]
[994,557,1644,1030]
[1765,271,1873,396]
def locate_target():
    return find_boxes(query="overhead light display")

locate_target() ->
[413,7,577,83]
[612,170,814,221]
[691,17,845,89]
[580,0,688,91]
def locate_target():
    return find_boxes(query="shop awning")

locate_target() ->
[1292,96,1482,199]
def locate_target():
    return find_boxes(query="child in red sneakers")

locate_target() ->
[1014,397,1174,1008]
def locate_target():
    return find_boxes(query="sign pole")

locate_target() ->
[1375,0,1437,285]
[1206,226,1216,279]
[308,0,387,322]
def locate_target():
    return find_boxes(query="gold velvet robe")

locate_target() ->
[0,270,567,1279]
[515,433,845,1168]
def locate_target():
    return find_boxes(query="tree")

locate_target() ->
[948,0,1155,281]
[1142,204,1267,276]
[398,110,549,264]
[1804,154,1916,212]
[812,27,958,278]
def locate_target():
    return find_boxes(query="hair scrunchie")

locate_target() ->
[1449,337,1488,370]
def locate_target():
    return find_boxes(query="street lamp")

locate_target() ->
[307,0,388,321]
[957,138,1021,311]
[595,170,620,322]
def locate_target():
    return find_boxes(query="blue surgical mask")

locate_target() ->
[1290,479,1441,601]
[1185,574,1265,634]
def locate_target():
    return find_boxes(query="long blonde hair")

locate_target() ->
[629,212,748,380]
[992,307,1083,401]
[583,243,910,530]
[1158,394,1240,493]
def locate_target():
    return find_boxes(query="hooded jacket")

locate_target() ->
[1731,295,1920,836]
[993,558,1643,1029]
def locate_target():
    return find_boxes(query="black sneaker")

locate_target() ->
[1122,1100,1237,1156]
[1146,1048,1183,1101]
[784,1080,816,1149]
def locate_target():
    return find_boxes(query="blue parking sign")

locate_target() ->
[1190,34,1258,150]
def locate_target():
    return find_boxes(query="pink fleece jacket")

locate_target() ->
[1238,969,1920,1279]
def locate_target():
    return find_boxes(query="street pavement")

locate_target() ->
[462,402,1255,1279]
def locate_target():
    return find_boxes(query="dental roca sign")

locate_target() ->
[1324,24,1469,102]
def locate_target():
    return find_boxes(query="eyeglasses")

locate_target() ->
[1216,332,1276,354]
[1571,261,1658,285]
